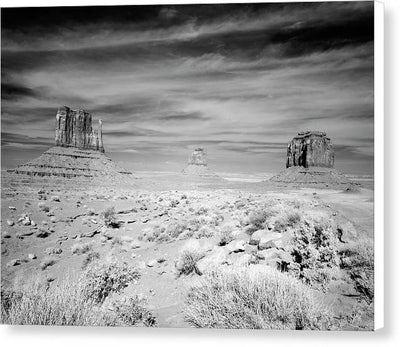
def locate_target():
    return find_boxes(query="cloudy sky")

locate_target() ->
[1,1,374,174]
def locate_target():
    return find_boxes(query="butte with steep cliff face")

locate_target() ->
[271,131,349,185]
[182,148,220,178]
[9,106,132,182]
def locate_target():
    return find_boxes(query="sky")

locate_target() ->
[1,1,374,175]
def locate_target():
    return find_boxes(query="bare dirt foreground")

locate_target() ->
[1,172,374,330]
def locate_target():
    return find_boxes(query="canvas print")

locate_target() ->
[1,2,375,330]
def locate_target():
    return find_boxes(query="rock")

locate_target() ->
[258,232,282,250]
[46,247,62,255]
[36,229,51,238]
[337,222,358,243]
[8,259,22,266]
[227,239,246,253]
[50,216,57,223]
[38,202,50,212]
[6,220,14,226]
[146,259,158,268]
[21,230,35,237]
[28,253,37,260]
[55,106,104,152]
[286,131,334,168]
[249,229,265,246]
[3,232,11,239]
[197,248,228,274]
[8,206,16,210]
[51,195,60,202]
[82,229,99,238]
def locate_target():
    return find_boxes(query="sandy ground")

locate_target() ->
[1,171,374,328]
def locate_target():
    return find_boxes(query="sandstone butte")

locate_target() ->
[182,148,220,178]
[9,106,132,181]
[271,131,350,185]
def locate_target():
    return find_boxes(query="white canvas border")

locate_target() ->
[0,0,389,344]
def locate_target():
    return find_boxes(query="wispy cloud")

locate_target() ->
[1,2,374,174]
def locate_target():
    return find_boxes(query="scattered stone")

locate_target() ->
[227,239,246,253]
[51,195,60,202]
[147,259,158,268]
[36,229,51,238]
[8,259,22,266]
[258,232,283,250]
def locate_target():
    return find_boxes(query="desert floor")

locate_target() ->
[1,172,374,329]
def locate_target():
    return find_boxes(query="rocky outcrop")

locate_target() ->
[286,131,334,168]
[10,106,133,182]
[271,131,349,186]
[55,106,104,152]
[182,148,220,178]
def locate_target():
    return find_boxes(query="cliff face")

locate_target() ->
[286,131,334,168]
[55,106,104,152]
[188,148,207,166]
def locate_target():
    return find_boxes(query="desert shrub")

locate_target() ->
[40,256,58,270]
[184,266,332,330]
[1,278,103,325]
[339,239,374,303]
[218,226,235,246]
[82,261,139,304]
[288,215,339,290]
[102,207,119,228]
[175,241,205,277]
[247,207,277,231]
[1,276,154,327]
[81,251,100,269]
[274,211,302,232]
[107,296,157,327]
[71,242,93,255]
[141,215,221,243]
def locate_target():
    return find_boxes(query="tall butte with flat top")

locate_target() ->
[182,148,220,178]
[271,130,349,185]
[11,106,131,181]
[55,106,104,152]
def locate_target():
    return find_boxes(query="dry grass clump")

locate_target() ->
[140,214,222,243]
[71,242,93,255]
[1,271,155,327]
[81,251,100,269]
[101,207,119,228]
[184,266,332,330]
[246,207,277,235]
[82,261,139,304]
[175,241,205,277]
[288,215,339,290]
[339,239,374,303]
[218,225,235,246]
[40,256,58,270]
[274,211,302,232]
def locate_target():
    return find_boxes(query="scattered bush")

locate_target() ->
[40,256,58,270]
[82,261,139,304]
[81,251,100,269]
[288,215,339,290]
[107,296,157,327]
[184,266,332,330]
[1,275,154,327]
[218,227,235,246]
[339,239,374,303]
[102,207,119,228]
[175,241,205,277]
[71,242,93,255]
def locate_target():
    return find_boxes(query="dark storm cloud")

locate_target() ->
[1,2,374,173]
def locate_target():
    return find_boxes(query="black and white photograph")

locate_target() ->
[1,1,378,331]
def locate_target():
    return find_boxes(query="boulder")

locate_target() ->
[197,247,228,274]
[227,239,246,253]
[258,232,282,250]
[337,221,358,243]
